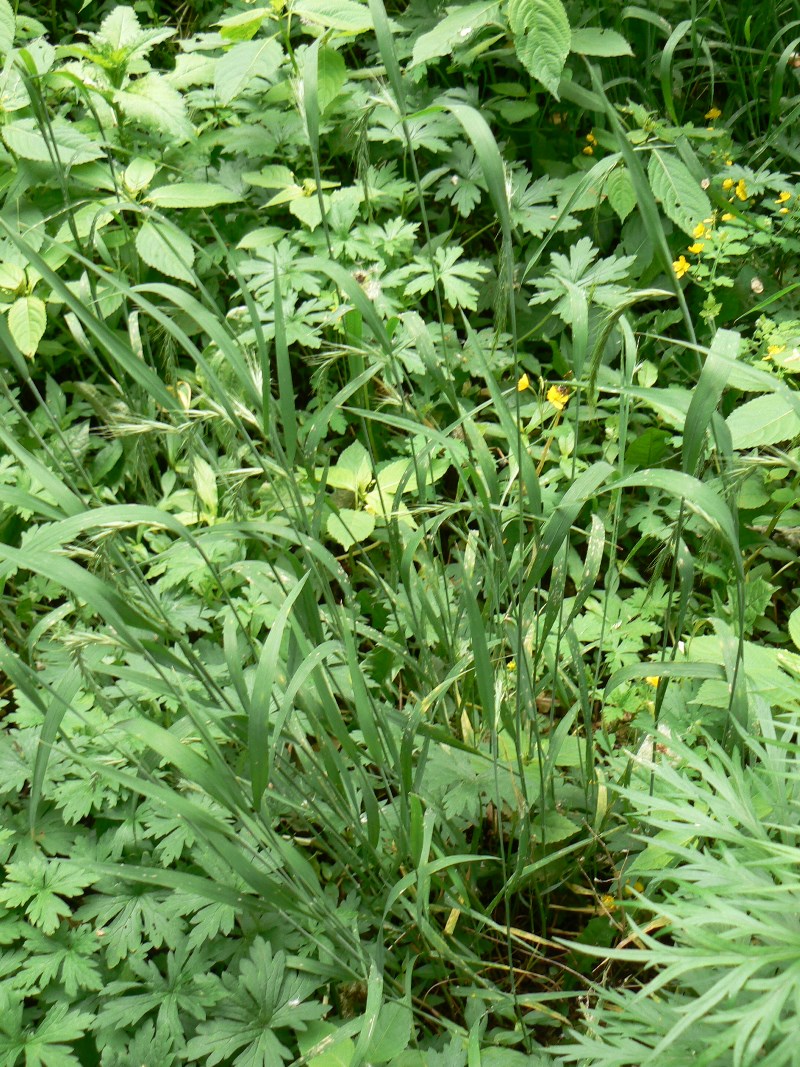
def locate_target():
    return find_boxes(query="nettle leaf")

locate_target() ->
[726,394,800,449]
[90,5,175,61]
[215,38,282,105]
[291,0,374,32]
[136,219,195,283]
[146,182,241,208]
[327,508,376,550]
[114,74,193,142]
[604,165,636,221]
[2,116,104,164]
[570,27,632,56]
[7,295,46,358]
[411,1,502,66]
[508,0,571,98]
[0,856,95,934]
[647,148,712,236]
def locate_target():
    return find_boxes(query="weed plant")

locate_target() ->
[0,0,799,1064]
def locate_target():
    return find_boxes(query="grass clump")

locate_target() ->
[0,0,799,1064]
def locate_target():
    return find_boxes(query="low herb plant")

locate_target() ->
[0,0,799,1064]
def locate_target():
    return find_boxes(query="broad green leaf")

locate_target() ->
[604,165,636,221]
[789,606,800,652]
[647,148,712,236]
[214,37,282,104]
[2,116,104,164]
[146,182,241,208]
[508,0,571,97]
[570,27,632,55]
[726,394,800,449]
[7,295,46,357]
[326,440,373,492]
[364,1003,412,1063]
[326,508,375,549]
[124,156,157,193]
[0,262,24,293]
[115,73,193,142]
[135,219,195,284]
[292,0,374,32]
[299,1021,357,1066]
[315,46,347,114]
[218,6,270,40]
[0,0,14,56]
[411,1,501,66]
[193,456,218,519]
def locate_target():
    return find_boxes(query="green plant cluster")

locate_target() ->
[1,0,800,1063]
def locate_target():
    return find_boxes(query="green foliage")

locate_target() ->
[0,0,799,1063]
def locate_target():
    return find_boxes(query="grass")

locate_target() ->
[0,0,799,1064]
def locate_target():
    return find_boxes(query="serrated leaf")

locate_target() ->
[326,508,375,549]
[214,38,282,104]
[2,116,104,164]
[509,0,570,97]
[315,46,347,114]
[114,74,193,142]
[7,295,46,357]
[647,148,712,236]
[605,165,636,221]
[136,220,195,284]
[570,27,632,56]
[411,1,501,66]
[146,182,241,208]
[218,6,270,40]
[726,394,800,449]
[0,0,15,56]
[291,0,373,32]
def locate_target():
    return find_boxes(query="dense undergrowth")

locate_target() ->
[0,0,800,1063]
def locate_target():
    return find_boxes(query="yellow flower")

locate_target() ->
[692,222,708,239]
[721,212,734,221]
[776,191,791,204]
[601,894,617,913]
[705,106,722,120]
[725,159,733,166]
[672,255,690,279]
[645,676,660,687]
[735,178,748,201]
[767,344,786,356]
[547,384,570,411]
[722,177,735,190]
[586,132,598,145]
[688,242,705,254]
[781,207,790,214]
[582,146,594,155]
[517,373,530,392]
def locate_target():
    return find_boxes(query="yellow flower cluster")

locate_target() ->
[583,132,598,156]
[776,190,792,215]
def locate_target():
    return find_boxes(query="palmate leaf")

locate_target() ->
[0,856,95,934]
[0,995,94,1067]
[184,940,325,1067]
